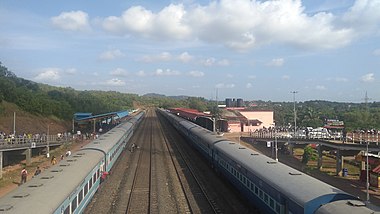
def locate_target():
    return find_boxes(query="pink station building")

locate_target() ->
[168,99,274,134]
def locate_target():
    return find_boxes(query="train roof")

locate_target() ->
[179,120,226,144]
[0,151,102,213]
[314,200,378,214]
[214,141,358,212]
[82,122,132,152]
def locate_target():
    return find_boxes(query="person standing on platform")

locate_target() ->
[20,167,28,185]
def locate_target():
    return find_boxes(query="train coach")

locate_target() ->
[158,108,376,214]
[0,111,144,214]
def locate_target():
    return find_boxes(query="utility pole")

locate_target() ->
[366,141,370,203]
[13,112,16,135]
[363,91,371,203]
[291,91,298,137]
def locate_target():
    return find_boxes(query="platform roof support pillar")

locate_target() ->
[336,149,343,176]
[22,148,32,166]
[317,145,323,170]
[0,151,3,179]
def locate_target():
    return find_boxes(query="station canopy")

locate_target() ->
[74,110,129,122]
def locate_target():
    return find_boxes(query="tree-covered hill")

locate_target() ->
[1,61,379,131]
[0,62,138,120]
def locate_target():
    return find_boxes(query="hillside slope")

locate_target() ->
[0,101,71,135]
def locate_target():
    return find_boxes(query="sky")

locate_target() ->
[0,0,379,102]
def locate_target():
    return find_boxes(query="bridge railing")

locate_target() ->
[250,131,379,145]
[0,135,71,150]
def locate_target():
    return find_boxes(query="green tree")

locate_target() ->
[302,145,316,164]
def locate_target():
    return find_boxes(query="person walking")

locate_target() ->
[20,167,28,185]
[51,156,57,165]
[34,166,41,176]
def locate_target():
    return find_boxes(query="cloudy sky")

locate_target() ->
[0,0,379,102]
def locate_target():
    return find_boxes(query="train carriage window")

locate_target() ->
[89,178,93,189]
[254,186,258,195]
[270,198,274,209]
[71,196,78,213]
[84,183,88,196]
[78,189,83,205]
[259,190,263,199]
[275,203,281,214]
[64,206,70,214]
[93,173,96,182]
[264,194,268,203]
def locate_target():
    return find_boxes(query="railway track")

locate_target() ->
[125,109,153,213]
[158,112,222,213]
[85,108,254,213]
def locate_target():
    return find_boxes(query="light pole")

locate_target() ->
[272,123,278,162]
[366,141,370,203]
[47,123,53,158]
[275,125,278,162]
[291,91,298,137]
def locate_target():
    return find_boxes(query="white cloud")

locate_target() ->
[110,68,128,77]
[282,75,290,80]
[342,0,380,34]
[268,58,284,67]
[65,68,77,75]
[103,78,126,86]
[136,70,147,77]
[188,70,204,77]
[99,49,125,60]
[201,57,230,66]
[218,59,230,66]
[141,52,172,62]
[154,68,180,76]
[361,73,375,82]
[327,77,348,82]
[51,11,90,32]
[226,74,234,78]
[248,75,256,79]
[202,57,216,66]
[316,85,326,90]
[34,68,61,81]
[102,4,191,40]
[100,0,355,51]
[246,83,253,88]
[178,52,193,63]
[216,83,235,88]
[373,49,380,56]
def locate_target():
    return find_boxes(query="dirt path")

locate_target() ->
[0,139,91,198]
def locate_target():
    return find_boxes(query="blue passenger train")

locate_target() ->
[0,111,144,214]
[158,108,376,214]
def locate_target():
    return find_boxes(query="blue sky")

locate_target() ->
[0,0,379,102]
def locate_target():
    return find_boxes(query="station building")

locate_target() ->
[168,98,274,133]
